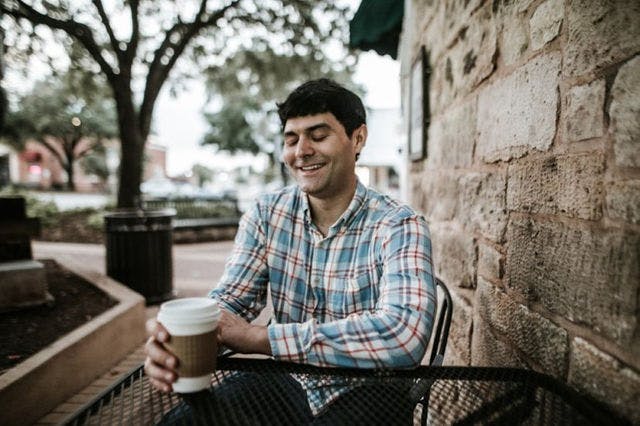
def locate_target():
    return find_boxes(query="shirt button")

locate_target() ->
[313,277,321,285]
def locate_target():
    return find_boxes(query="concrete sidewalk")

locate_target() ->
[33,240,235,299]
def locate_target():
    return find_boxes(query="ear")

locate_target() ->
[353,124,367,154]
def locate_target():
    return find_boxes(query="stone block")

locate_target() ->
[441,0,485,48]
[420,3,446,68]
[569,337,640,424]
[564,0,640,77]
[431,3,497,113]
[447,289,473,365]
[427,98,476,169]
[0,260,51,311]
[478,242,502,280]
[610,55,640,167]
[459,171,508,242]
[500,12,529,66]
[418,171,460,221]
[506,218,639,348]
[507,153,605,220]
[475,277,568,377]
[471,309,528,368]
[565,79,606,142]
[430,223,476,289]
[606,179,640,224]
[477,51,561,162]
[530,0,564,51]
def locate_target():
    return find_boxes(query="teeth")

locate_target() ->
[301,164,322,171]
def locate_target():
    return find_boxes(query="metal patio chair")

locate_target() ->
[410,277,453,425]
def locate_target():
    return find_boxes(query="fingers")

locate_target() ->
[146,318,170,342]
[144,355,175,393]
[144,319,178,393]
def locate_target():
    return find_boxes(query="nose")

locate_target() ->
[295,135,314,158]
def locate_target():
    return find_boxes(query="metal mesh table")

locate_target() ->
[63,358,628,425]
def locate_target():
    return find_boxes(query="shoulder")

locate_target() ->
[253,184,300,212]
[242,184,302,224]
[364,187,425,227]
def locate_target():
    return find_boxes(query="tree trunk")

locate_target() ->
[116,121,145,208]
[114,86,145,209]
[66,161,75,191]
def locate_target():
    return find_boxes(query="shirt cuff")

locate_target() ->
[267,322,311,363]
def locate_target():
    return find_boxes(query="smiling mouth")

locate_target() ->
[298,163,325,171]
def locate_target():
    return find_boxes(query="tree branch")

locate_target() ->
[91,0,122,62]
[75,140,97,159]
[138,0,242,138]
[1,1,117,85]
[124,0,140,67]
[38,137,68,168]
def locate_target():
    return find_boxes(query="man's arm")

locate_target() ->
[267,215,437,369]
[217,310,271,355]
[209,203,269,321]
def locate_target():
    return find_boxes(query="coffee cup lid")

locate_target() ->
[157,297,221,325]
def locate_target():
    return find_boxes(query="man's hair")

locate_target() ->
[277,78,366,137]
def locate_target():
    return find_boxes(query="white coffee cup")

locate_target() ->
[157,297,221,393]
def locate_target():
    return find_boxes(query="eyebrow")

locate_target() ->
[284,122,331,138]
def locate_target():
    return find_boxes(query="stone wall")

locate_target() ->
[399,0,639,421]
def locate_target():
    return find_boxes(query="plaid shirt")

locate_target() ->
[210,181,436,415]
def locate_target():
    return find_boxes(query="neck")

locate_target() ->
[307,179,357,236]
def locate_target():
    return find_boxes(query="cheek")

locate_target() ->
[281,148,294,165]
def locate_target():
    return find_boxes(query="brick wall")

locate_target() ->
[399,0,639,421]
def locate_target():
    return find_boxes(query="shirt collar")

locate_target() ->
[300,179,368,236]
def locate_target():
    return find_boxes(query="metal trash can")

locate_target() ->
[104,209,176,304]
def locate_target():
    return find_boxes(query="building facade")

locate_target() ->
[0,139,168,193]
[399,0,639,421]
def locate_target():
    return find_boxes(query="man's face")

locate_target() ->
[282,112,365,200]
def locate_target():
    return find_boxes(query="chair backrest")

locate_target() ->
[428,278,452,366]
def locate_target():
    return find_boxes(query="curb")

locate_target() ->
[0,255,146,426]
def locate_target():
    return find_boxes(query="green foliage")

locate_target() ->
[81,208,105,230]
[80,143,111,183]
[0,187,60,226]
[1,71,117,189]
[3,74,117,147]
[202,98,262,155]
[191,164,214,188]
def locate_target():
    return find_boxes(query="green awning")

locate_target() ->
[349,0,405,59]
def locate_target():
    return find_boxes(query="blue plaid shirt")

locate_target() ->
[210,181,436,415]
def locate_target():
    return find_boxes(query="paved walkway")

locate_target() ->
[31,240,236,424]
[33,240,235,299]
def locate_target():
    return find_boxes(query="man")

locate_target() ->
[145,78,437,424]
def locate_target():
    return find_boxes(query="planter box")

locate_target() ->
[0,256,146,426]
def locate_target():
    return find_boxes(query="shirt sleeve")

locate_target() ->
[267,215,437,369]
[208,203,269,322]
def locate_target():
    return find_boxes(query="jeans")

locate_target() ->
[158,372,414,425]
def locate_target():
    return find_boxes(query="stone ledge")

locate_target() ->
[0,255,146,426]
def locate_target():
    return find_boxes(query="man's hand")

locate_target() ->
[144,319,178,393]
[218,310,272,356]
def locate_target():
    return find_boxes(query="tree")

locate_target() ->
[80,142,111,188]
[191,163,213,188]
[2,76,117,190]
[1,1,354,207]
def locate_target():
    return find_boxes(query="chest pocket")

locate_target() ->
[325,272,377,319]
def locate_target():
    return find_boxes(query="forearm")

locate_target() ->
[268,307,432,368]
[217,310,272,356]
